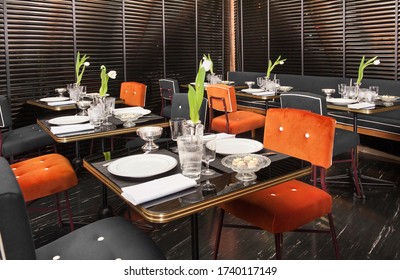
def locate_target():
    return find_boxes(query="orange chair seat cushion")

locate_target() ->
[211,111,265,134]
[220,180,332,233]
[10,154,78,202]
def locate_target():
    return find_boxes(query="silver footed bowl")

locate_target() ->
[136,126,163,152]
[221,153,271,182]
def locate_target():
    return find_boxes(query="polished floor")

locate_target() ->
[28,144,400,260]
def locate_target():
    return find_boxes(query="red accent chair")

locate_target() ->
[11,153,78,232]
[120,81,147,107]
[206,84,265,138]
[213,108,340,259]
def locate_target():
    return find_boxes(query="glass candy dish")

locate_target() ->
[221,153,271,182]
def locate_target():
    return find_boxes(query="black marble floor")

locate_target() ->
[28,146,400,260]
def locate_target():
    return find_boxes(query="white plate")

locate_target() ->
[40,97,69,102]
[107,154,178,178]
[241,88,264,94]
[215,138,264,155]
[327,98,357,106]
[48,115,90,125]
[114,107,151,116]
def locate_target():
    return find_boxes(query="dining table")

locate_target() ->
[327,98,400,188]
[37,112,170,217]
[82,139,312,259]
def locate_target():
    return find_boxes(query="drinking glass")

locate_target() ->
[338,83,347,98]
[201,133,216,176]
[369,86,379,96]
[257,77,264,90]
[177,134,203,180]
[169,117,186,153]
[88,105,102,128]
[102,97,115,126]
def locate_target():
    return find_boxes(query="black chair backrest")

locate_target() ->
[159,79,179,99]
[170,93,208,124]
[0,157,37,259]
[0,96,13,128]
[280,92,328,116]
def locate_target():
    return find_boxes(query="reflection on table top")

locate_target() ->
[37,114,169,143]
[27,98,125,111]
[83,148,311,224]
[327,101,400,115]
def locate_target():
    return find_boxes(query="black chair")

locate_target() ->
[280,92,363,197]
[159,78,180,118]
[126,93,208,150]
[0,157,165,260]
[0,96,55,162]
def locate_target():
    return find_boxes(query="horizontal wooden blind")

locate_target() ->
[269,0,302,75]
[304,0,343,76]
[198,0,223,77]
[6,0,74,124]
[241,0,268,72]
[345,0,397,80]
[125,0,163,112]
[75,0,124,97]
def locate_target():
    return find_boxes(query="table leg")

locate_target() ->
[191,213,199,260]
[98,137,113,219]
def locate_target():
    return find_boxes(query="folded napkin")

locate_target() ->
[47,100,76,106]
[347,102,375,109]
[50,123,95,135]
[252,91,276,96]
[121,173,197,205]
[203,133,236,141]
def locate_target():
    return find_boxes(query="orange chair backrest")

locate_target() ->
[120,82,147,107]
[263,108,336,169]
[206,84,237,113]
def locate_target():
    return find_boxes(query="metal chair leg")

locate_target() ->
[213,209,225,260]
[328,213,340,260]
[274,233,283,260]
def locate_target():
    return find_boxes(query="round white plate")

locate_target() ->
[107,154,177,178]
[215,138,264,155]
[241,88,264,94]
[114,107,151,116]
[48,115,90,125]
[40,97,69,102]
[327,98,357,106]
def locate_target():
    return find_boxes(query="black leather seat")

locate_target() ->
[126,93,207,150]
[280,92,363,197]
[0,96,55,161]
[0,157,165,260]
[159,78,180,118]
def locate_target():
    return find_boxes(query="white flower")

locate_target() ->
[201,54,214,73]
[108,70,117,79]
[374,60,380,65]
[84,62,90,67]
[279,61,284,65]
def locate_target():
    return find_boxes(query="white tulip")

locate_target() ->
[279,61,284,65]
[108,70,117,79]
[202,58,212,72]
[84,62,90,67]
[374,60,380,65]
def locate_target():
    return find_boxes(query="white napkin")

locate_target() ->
[347,102,375,109]
[50,123,95,135]
[121,173,197,205]
[252,91,276,96]
[47,100,76,106]
[203,133,236,141]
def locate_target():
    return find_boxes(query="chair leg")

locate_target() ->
[350,149,364,198]
[64,191,75,232]
[213,208,225,260]
[251,129,256,139]
[274,233,283,260]
[328,213,340,259]
[55,193,63,228]
[320,168,327,191]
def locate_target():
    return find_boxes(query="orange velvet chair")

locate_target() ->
[213,108,340,259]
[206,84,265,138]
[10,153,78,232]
[120,82,147,107]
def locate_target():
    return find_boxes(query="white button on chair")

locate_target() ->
[97,236,105,241]
[279,126,284,132]
[305,133,310,138]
